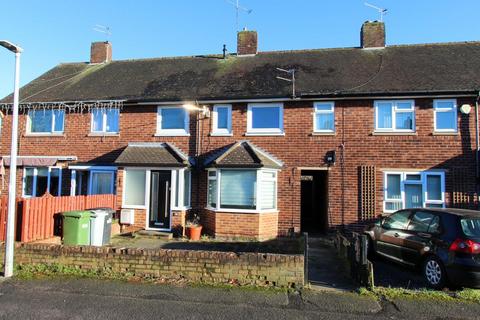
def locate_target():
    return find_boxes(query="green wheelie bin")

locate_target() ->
[62,211,92,245]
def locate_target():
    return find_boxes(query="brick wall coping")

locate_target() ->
[14,243,304,262]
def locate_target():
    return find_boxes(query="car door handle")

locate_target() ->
[418,232,432,239]
[394,232,400,238]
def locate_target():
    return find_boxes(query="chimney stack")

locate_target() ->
[237,29,258,56]
[361,21,385,48]
[90,41,112,64]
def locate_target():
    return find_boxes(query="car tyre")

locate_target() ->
[423,255,447,289]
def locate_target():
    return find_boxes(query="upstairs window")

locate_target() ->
[313,102,335,133]
[23,167,62,197]
[247,103,284,135]
[91,108,119,134]
[375,100,415,132]
[434,99,457,132]
[157,106,189,136]
[27,109,64,134]
[212,105,232,135]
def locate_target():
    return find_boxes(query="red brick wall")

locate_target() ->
[202,209,278,240]
[0,97,476,236]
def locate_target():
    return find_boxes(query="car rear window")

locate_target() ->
[460,218,480,238]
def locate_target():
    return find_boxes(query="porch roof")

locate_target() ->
[204,141,283,169]
[114,142,190,167]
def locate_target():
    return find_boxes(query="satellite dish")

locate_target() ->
[460,104,471,114]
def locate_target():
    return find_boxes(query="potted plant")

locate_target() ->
[185,213,202,241]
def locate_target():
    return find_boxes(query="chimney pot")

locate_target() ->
[361,21,385,48]
[237,30,258,56]
[90,41,112,64]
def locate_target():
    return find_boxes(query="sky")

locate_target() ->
[0,0,479,98]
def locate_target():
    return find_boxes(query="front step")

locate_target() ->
[135,230,173,240]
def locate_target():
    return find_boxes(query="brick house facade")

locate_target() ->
[0,21,478,239]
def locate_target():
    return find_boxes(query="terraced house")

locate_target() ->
[0,21,479,239]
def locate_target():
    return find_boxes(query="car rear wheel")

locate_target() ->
[423,256,447,289]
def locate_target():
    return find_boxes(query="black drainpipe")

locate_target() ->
[475,92,480,208]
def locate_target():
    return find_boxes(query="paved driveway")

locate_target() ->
[372,255,427,289]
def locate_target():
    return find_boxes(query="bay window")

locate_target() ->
[27,109,64,134]
[23,167,62,197]
[207,169,278,211]
[375,100,415,132]
[384,171,445,213]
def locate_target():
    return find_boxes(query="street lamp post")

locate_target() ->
[0,40,23,278]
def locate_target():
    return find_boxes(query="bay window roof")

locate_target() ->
[114,142,190,167]
[204,141,283,169]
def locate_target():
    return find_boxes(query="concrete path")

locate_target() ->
[306,236,356,291]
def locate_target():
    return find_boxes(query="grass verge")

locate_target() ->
[359,286,480,304]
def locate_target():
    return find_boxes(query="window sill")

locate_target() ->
[154,133,190,137]
[371,131,417,136]
[205,207,279,214]
[121,205,146,210]
[24,133,65,137]
[88,133,120,137]
[311,131,335,136]
[210,132,233,137]
[244,132,285,137]
[432,131,459,136]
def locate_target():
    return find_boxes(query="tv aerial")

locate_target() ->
[226,0,253,31]
[364,2,387,22]
[276,68,297,99]
[93,24,112,39]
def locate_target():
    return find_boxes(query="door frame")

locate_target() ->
[147,169,173,231]
[120,166,188,232]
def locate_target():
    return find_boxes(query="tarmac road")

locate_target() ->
[0,278,478,320]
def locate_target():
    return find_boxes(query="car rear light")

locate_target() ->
[449,238,480,254]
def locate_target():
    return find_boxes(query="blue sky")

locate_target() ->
[1,0,479,98]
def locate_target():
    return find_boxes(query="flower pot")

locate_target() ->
[186,225,202,241]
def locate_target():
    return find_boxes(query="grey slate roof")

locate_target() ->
[114,142,190,167]
[3,41,480,104]
[204,141,283,169]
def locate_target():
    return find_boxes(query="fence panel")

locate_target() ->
[18,194,116,243]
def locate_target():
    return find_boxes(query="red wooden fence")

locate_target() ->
[0,194,116,243]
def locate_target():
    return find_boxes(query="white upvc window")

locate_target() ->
[211,104,232,136]
[23,166,62,197]
[207,168,278,212]
[374,100,415,132]
[122,169,147,208]
[27,109,65,134]
[313,102,335,133]
[172,168,191,210]
[434,99,457,132]
[247,103,284,135]
[91,108,119,133]
[156,106,190,136]
[383,171,445,213]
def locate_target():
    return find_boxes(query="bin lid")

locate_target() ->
[87,207,115,214]
[61,210,92,218]
[90,210,109,218]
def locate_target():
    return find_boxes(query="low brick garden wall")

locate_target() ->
[7,243,304,288]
